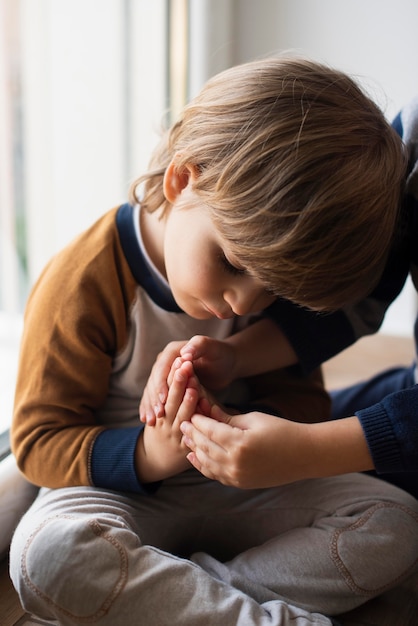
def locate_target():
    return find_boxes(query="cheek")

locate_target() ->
[166,250,207,293]
[189,262,214,290]
[183,244,217,287]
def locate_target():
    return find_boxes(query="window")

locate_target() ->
[0,0,25,442]
[0,0,170,438]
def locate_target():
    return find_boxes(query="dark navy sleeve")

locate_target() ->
[265,299,356,373]
[90,426,160,494]
[357,384,418,474]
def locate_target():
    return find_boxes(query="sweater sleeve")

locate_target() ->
[265,299,356,373]
[90,427,159,494]
[357,384,418,474]
[265,239,409,374]
[11,209,149,493]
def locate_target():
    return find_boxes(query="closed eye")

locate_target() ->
[219,253,246,277]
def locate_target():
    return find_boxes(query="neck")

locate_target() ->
[139,206,167,278]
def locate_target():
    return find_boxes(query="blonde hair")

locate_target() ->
[130,56,407,311]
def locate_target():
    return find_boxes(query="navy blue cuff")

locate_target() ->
[356,404,402,474]
[91,426,160,494]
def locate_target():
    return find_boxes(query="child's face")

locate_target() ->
[163,187,276,320]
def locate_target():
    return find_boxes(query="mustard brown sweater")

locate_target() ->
[12,204,247,492]
[12,203,330,493]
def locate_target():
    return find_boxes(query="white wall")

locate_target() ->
[231,0,418,120]
[190,0,417,335]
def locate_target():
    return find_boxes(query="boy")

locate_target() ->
[10,57,418,625]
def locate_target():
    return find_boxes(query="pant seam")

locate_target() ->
[21,514,129,623]
[330,502,418,595]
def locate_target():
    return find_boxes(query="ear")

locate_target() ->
[163,159,198,203]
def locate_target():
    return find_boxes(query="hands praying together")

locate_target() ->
[137,336,319,489]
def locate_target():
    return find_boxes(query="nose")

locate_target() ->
[223,284,275,316]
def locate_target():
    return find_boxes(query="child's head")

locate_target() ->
[130,56,407,311]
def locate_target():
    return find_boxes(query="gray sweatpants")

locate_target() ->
[10,470,418,625]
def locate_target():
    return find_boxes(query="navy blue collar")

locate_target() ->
[116,203,182,313]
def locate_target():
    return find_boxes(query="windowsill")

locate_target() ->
[0,312,22,437]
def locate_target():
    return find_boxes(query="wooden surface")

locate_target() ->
[323,333,415,390]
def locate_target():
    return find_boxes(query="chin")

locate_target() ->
[190,309,214,320]
[184,305,213,320]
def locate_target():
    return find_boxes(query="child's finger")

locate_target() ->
[180,335,205,359]
[139,388,162,426]
[175,386,199,428]
[180,416,230,480]
[167,357,183,386]
[164,362,192,420]
[150,340,189,405]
